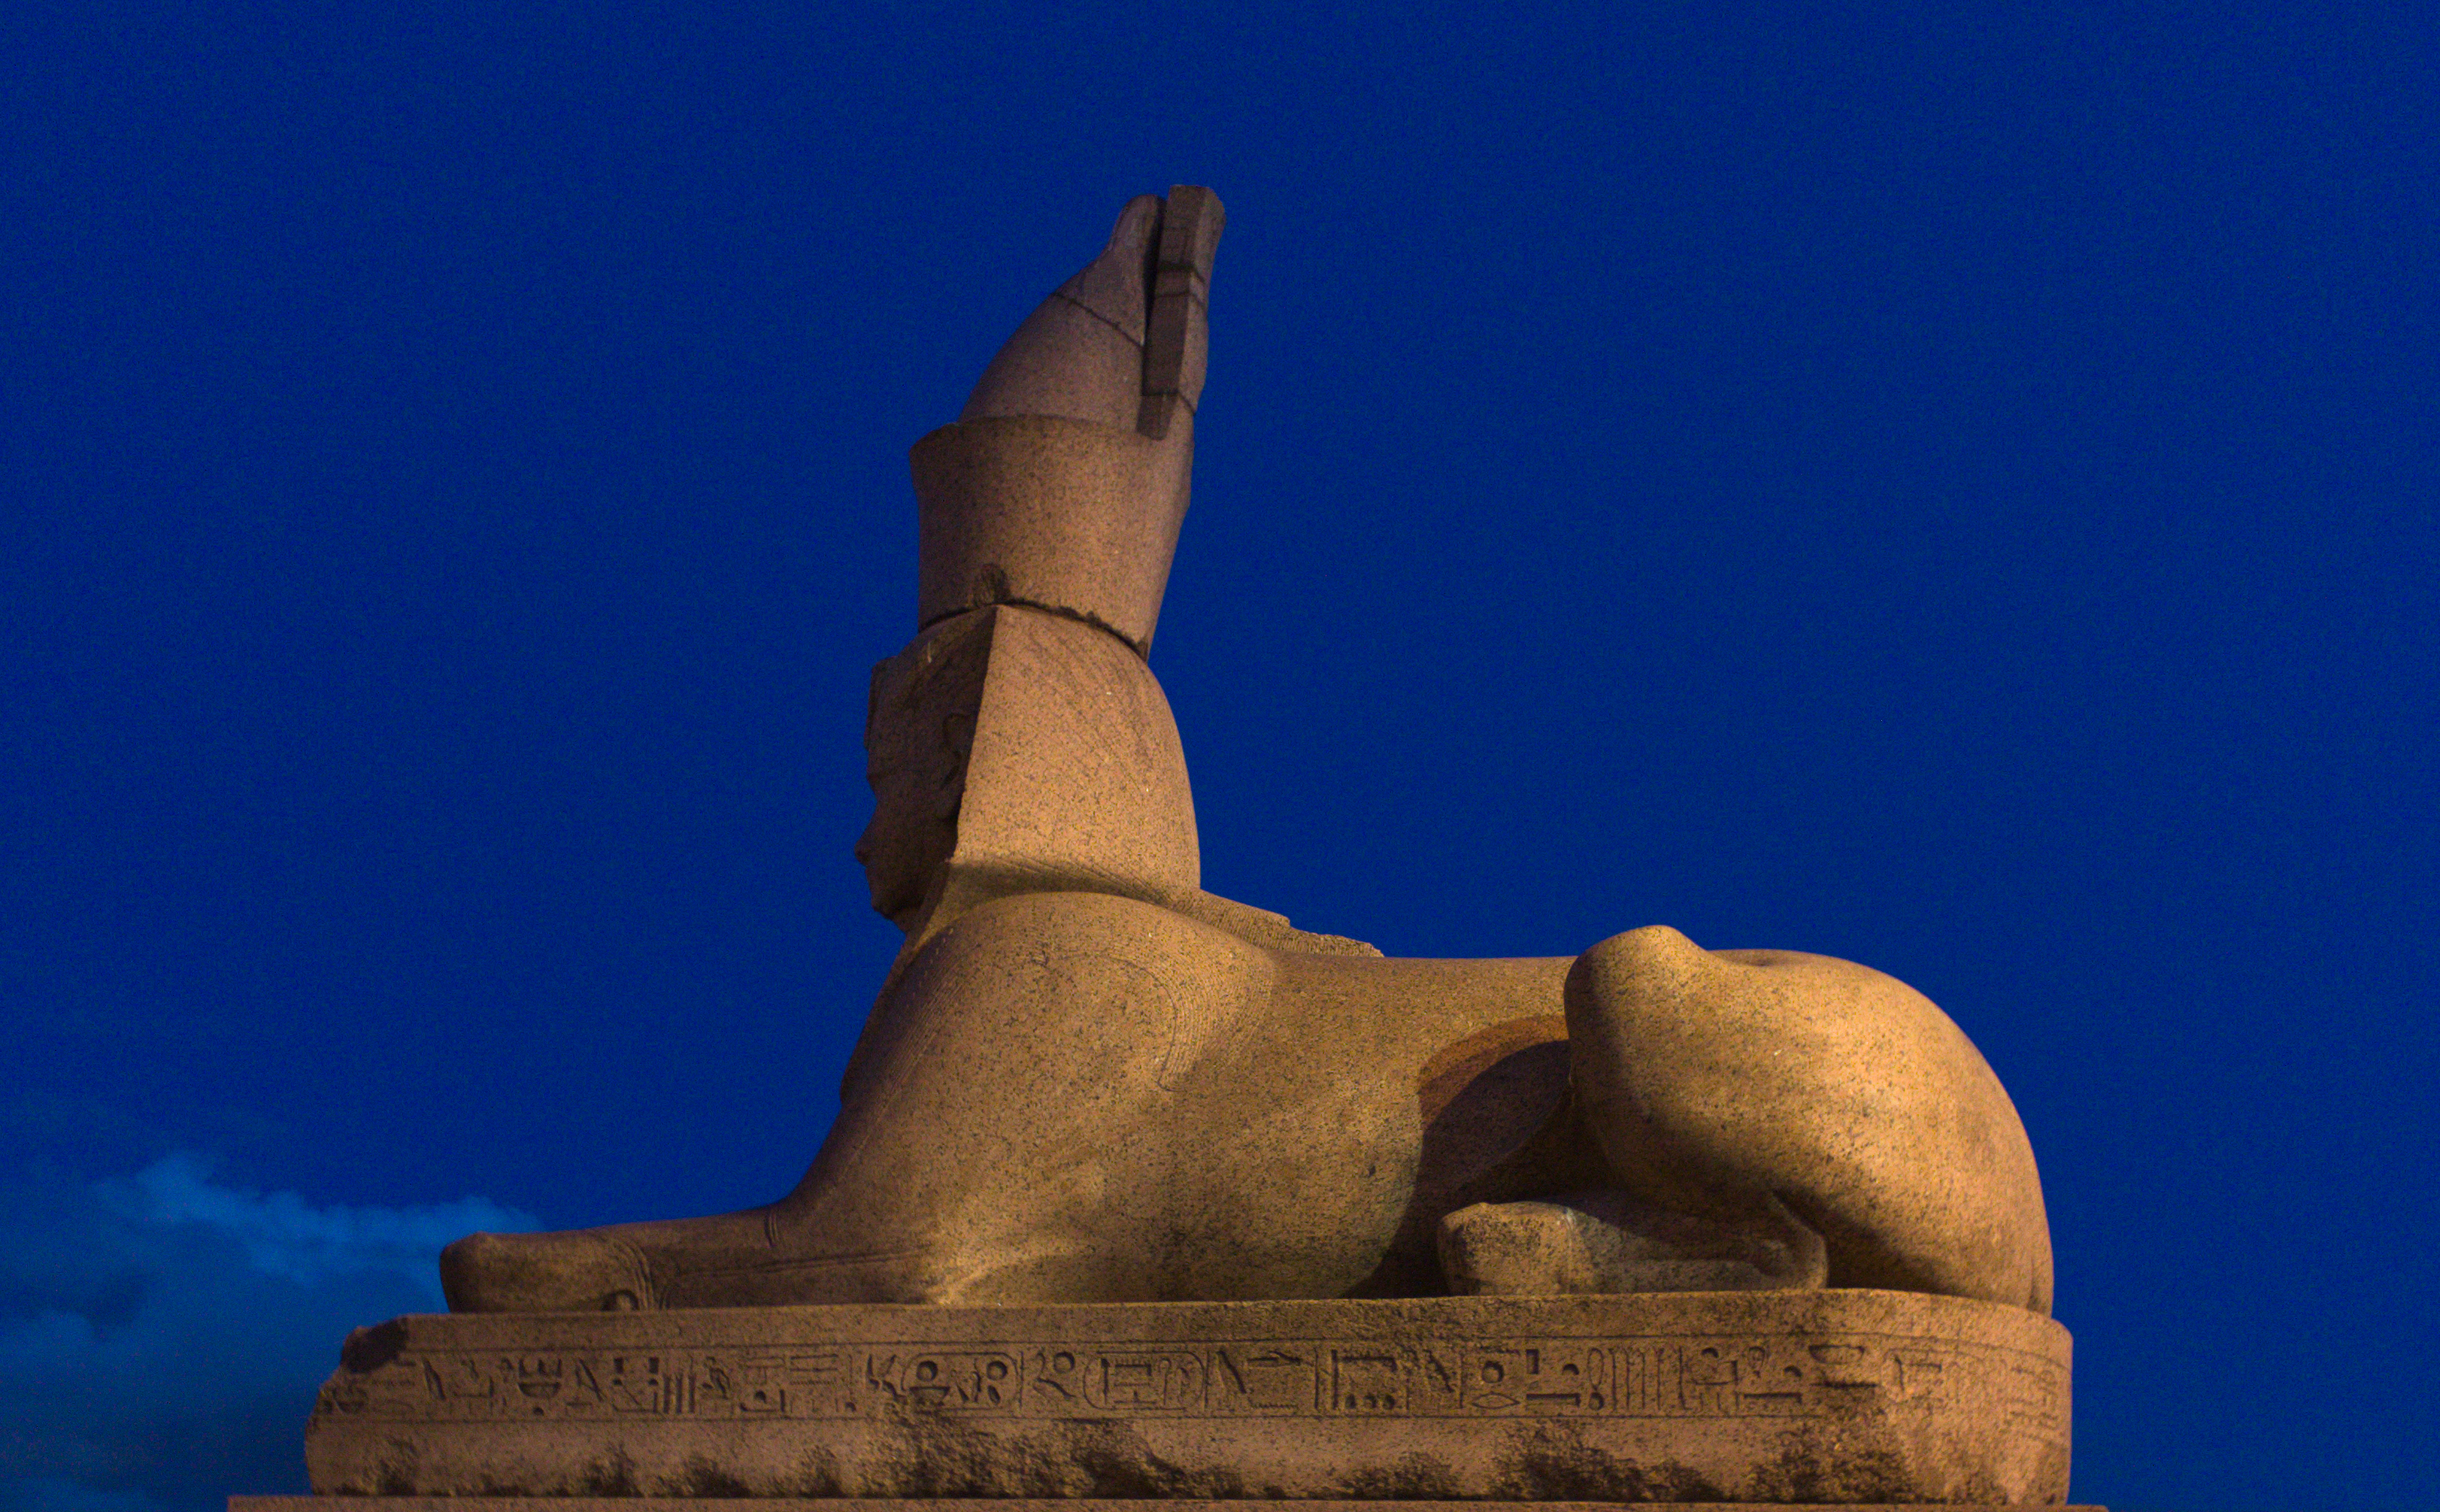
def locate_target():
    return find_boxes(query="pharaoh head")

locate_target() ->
[860,187,1222,934]
[856,604,1203,935]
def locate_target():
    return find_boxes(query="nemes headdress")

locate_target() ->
[909,186,1223,656]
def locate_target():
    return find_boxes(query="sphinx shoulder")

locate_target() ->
[923,887,1278,964]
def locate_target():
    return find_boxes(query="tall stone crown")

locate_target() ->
[910,186,1223,656]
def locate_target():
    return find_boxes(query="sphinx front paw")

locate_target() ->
[439,1229,655,1313]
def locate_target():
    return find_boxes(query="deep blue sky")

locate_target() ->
[4,5,2433,1510]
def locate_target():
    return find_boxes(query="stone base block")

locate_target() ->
[240,1501,2105,1512]
[301,1291,2072,1504]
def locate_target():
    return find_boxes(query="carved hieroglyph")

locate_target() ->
[306,1292,2069,1503]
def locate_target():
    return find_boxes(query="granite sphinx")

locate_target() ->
[438,187,2054,1322]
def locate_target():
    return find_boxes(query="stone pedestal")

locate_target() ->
[244,1501,2101,1512]
[289,1290,2075,1504]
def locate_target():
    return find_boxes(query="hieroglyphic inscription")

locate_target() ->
[1620,1338,2017,1418]
[1208,1345,1314,1413]
[1999,1355,2067,1436]
[868,1350,1019,1410]
[329,1329,2061,1441]
[1452,1341,1611,1413]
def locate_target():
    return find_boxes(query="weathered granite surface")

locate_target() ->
[305,1291,2069,1504]
[435,186,2057,1323]
[243,187,2089,1511]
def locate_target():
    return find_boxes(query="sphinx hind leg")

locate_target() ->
[1563,924,2054,1313]
[1405,1004,1825,1297]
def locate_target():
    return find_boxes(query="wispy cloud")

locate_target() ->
[100,1155,534,1296]
[0,1157,536,1512]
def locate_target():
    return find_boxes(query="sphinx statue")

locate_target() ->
[440,188,2052,1320]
